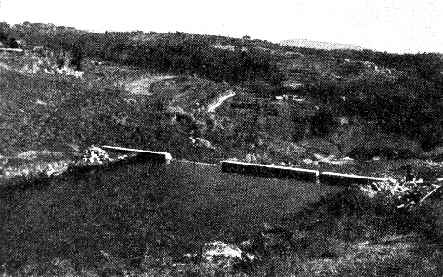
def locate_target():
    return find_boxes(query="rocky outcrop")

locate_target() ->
[80,146,112,166]
[201,241,244,269]
[360,179,441,210]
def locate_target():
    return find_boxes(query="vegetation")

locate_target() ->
[303,75,442,150]
[3,22,284,85]
[0,21,442,276]
[2,21,442,155]
[0,23,19,48]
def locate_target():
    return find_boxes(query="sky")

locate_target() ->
[0,0,442,54]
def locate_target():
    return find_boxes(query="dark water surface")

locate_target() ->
[0,160,343,268]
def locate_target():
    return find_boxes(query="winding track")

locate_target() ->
[207,89,236,112]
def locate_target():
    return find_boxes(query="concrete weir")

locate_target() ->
[101,145,172,164]
[220,160,319,182]
[319,171,389,186]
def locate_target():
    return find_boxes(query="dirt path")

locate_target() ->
[125,74,176,95]
[207,89,236,112]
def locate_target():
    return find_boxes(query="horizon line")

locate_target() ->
[3,20,442,55]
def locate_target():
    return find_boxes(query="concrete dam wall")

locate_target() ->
[100,146,389,187]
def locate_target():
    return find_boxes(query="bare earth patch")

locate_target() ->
[125,74,176,95]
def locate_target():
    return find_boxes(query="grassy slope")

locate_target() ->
[0,68,127,154]
[5,22,443,155]
[1,50,441,186]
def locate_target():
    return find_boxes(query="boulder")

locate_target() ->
[201,241,254,272]
[80,146,112,165]
[202,241,243,268]
[189,137,215,150]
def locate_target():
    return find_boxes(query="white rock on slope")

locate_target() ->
[81,146,112,165]
[201,241,245,269]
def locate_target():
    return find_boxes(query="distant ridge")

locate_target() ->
[280,38,363,51]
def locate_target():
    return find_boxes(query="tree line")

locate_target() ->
[302,75,442,150]
[3,22,284,85]
[3,21,442,152]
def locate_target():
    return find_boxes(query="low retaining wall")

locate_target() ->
[319,171,389,186]
[101,145,173,164]
[220,160,319,183]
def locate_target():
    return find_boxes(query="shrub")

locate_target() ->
[348,134,421,160]
[285,184,440,244]
[310,108,337,137]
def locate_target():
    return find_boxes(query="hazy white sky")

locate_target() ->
[0,0,442,53]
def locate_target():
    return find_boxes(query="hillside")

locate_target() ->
[1,22,442,176]
[0,21,442,277]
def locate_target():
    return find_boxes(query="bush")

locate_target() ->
[348,134,421,160]
[310,108,337,137]
[285,185,440,243]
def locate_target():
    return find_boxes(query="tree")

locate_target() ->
[7,37,19,48]
[71,40,84,71]
[0,22,10,35]
[0,32,7,44]
[310,108,337,137]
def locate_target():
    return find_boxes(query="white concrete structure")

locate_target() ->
[101,145,172,164]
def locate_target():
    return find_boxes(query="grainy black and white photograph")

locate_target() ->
[0,0,442,276]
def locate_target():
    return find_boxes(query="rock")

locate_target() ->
[189,137,215,150]
[16,151,40,160]
[44,161,70,177]
[336,116,349,125]
[201,241,251,271]
[245,153,257,163]
[35,99,48,106]
[67,144,80,153]
[303,158,314,165]
[80,146,112,165]
[362,179,439,210]
[372,156,382,161]
[202,241,242,263]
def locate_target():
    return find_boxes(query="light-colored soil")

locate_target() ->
[207,89,236,112]
[125,74,176,95]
